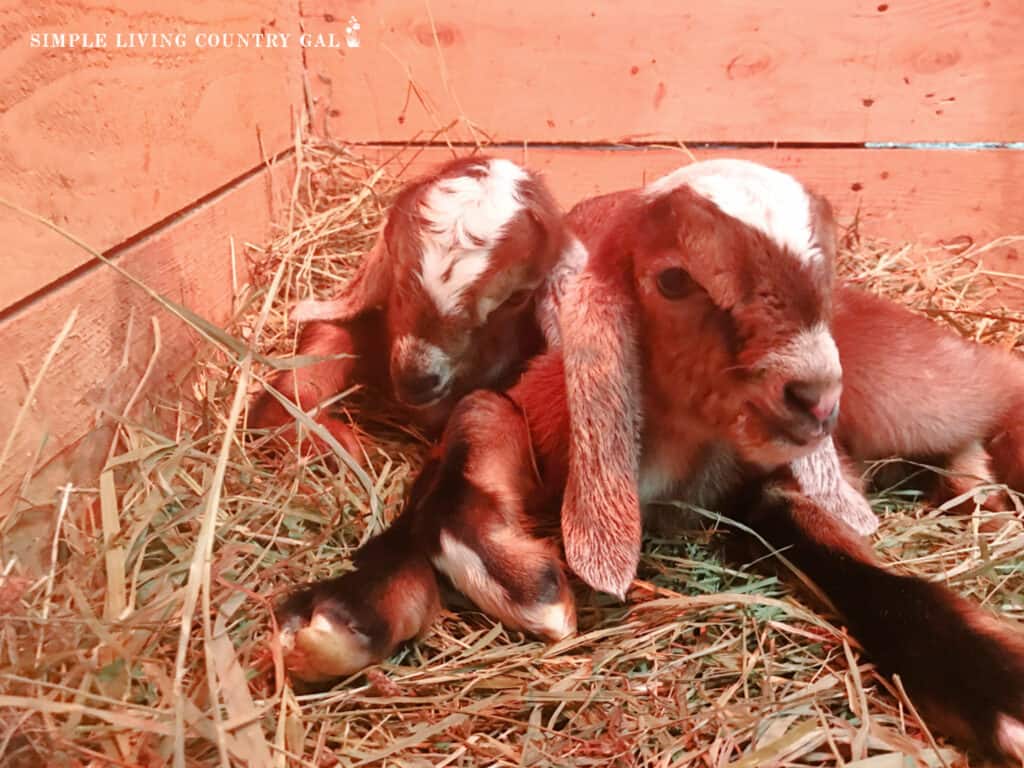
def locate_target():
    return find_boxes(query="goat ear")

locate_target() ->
[292,234,391,324]
[521,171,565,249]
[559,267,644,600]
[652,186,748,310]
[808,191,838,265]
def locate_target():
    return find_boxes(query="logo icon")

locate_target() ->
[344,16,361,48]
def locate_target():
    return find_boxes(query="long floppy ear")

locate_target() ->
[559,265,644,600]
[808,191,838,268]
[520,169,567,259]
[653,187,753,310]
[292,233,391,324]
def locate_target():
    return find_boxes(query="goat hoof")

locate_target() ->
[274,553,440,684]
[962,629,1024,764]
[433,530,578,642]
[276,586,380,684]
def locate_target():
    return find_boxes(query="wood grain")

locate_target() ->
[355,145,1024,265]
[0,0,301,311]
[0,161,292,516]
[303,0,1024,145]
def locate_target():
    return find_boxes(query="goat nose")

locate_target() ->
[783,380,842,425]
[396,372,444,403]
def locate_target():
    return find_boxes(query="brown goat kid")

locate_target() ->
[275,162,1024,762]
[247,156,571,457]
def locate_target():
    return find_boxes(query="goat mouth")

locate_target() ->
[748,403,831,448]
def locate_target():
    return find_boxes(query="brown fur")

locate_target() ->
[248,156,565,456]
[275,182,854,678]
[833,286,1024,498]
[740,468,1024,762]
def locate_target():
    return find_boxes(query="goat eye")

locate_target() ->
[656,268,696,300]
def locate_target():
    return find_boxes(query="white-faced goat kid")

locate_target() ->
[275,164,1024,762]
[646,160,1024,513]
[247,156,572,458]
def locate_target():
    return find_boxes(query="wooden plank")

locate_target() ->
[356,145,1024,270]
[304,0,1024,145]
[0,0,300,311]
[0,161,292,520]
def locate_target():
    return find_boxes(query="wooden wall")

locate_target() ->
[302,0,1024,250]
[3,0,1023,510]
[0,1,300,509]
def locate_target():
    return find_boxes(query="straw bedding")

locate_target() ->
[2,141,1022,768]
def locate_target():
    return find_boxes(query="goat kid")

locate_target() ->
[275,163,1024,761]
[647,161,1024,515]
[247,156,575,458]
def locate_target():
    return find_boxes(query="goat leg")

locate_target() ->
[275,389,575,683]
[740,469,1024,763]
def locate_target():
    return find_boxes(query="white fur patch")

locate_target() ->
[476,295,502,322]
[996,714,1024,762]
[310,613,335,634]
[418,158,528,316]
[535,235,589,348]
[434,530,576,641]
[791,438,878,536]
[433,530,508,610]
[645,159,822,266]
[392,335,453,388]
[521,601,575,641]
[434,528,577,643]
[757,322,842,384]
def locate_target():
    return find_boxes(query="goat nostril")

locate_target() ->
[783,380,841,424]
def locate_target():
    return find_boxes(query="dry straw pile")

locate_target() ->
[2,141,1022,768]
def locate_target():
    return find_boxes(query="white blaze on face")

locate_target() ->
[644,158,823,266]
[433,531,504,607]
[418,158,528,316]
[432,531,575,642]
[520,601,575,642]
[757,322,842,384]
